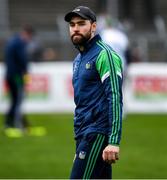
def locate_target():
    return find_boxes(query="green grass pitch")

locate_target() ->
[0,113,167,178]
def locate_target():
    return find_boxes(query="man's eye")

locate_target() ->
[70,23,75,27]
[79,23,86,26]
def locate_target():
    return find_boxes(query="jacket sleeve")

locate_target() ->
[96,49,123,145]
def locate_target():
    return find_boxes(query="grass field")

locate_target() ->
[0,113,167,179]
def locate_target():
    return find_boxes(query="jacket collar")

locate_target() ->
[76,34,101,53]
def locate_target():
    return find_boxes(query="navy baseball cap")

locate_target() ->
[64,6,96,22]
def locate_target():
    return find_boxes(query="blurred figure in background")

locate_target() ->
[100,15,131,73]
[3,25,46,137]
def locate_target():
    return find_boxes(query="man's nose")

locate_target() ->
[73,24,80,32]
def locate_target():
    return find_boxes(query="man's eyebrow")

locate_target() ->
[70,20,86,24]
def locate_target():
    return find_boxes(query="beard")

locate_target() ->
[71,28,92,46]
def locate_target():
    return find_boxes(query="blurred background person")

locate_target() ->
[100,15,132,73]
[3,24,35,137]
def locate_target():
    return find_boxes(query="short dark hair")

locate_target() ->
[22,24,35,35]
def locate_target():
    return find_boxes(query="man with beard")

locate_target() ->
[64,6,123,179]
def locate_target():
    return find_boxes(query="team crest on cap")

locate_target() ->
[73,8,80,12]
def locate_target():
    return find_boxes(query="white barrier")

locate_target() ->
[124,63,167,113]
[0,62,75,113]
[1,62,167,113]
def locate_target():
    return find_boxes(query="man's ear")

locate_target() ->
[92,22,97,33]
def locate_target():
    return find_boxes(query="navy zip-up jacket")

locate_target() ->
[4,34,28,79]
[72,34,123,145]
